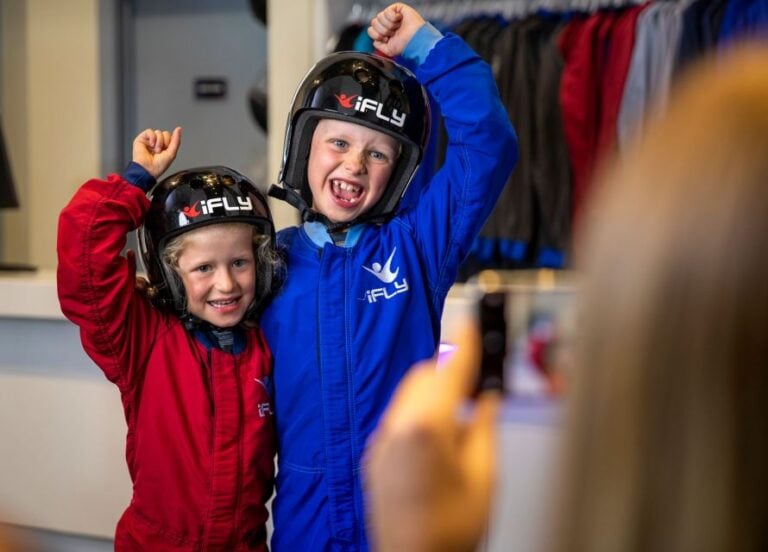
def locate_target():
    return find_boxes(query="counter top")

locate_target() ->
[0,270,64,320]
[0,272,476,324]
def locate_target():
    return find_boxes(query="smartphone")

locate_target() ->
[474,290,507,397]
[467,270,578,398]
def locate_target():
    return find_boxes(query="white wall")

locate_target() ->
[0,0,275,269]
[130,0,268,188]
[0,275,131,538]
[0,0,102,270]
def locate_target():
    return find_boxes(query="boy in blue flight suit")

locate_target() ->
[262,3,518,550]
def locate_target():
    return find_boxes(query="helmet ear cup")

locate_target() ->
[284,115,319,208]
[245,237,284,321]
[159,256,187,314]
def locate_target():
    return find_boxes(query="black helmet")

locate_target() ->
[138,166,277,323]
[273,51,431,227]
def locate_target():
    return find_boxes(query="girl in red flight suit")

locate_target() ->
[57,127,280,550]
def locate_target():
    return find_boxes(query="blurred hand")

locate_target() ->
[132,126,182,180]
[368,3,426,58]
[364,322,500,551]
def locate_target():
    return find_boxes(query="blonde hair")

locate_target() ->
[551,44,768,552]
[163,222,270,267]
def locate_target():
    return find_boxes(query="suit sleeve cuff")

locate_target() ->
[122,161,156,193]
[401,22,443,66]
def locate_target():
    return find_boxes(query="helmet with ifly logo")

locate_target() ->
[270,51,431,229]
[138,166,279,325]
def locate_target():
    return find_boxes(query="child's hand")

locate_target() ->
[132,127,182,180]
[368,3,426,58]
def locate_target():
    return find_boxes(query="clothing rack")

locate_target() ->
[348,0,647,23]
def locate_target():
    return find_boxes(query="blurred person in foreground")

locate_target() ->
[364,42,768,552]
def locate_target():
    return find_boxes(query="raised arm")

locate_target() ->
[57,127,181,387]
[377,6,517,298]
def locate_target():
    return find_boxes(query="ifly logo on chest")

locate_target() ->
[362,247,410,303]
[182,197,254,218]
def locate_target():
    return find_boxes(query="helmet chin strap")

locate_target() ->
[182,311,237,334]
[268,183,389,234]
[182,313,238,353]
[268,184,316,223]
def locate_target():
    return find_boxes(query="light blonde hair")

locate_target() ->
[163,222,270,268]
[552,44,768,552]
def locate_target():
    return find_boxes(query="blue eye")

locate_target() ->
[369,150,392,164]
[195,264,212,273]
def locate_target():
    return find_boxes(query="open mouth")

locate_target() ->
[331,179,363,205]
[209,298,239,309]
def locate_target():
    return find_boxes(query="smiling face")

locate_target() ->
[172,223,256,328]
[306,118,400,224]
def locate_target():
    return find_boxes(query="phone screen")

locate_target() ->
[474,291,506,396]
